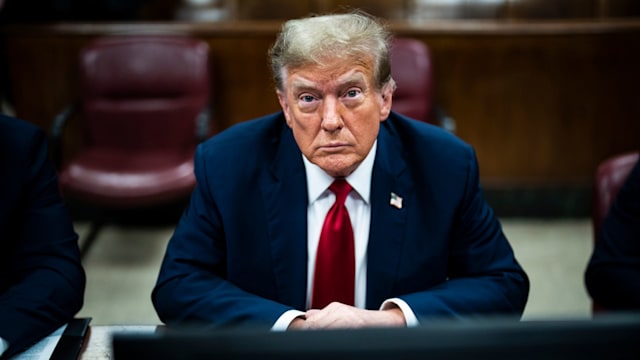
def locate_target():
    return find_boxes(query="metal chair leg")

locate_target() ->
[80,217,107,259]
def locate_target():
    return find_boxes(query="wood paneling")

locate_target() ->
[507,0,598,19]
[598,0,640,18]
[2,20,639,187]
[4,1,639,22]
[231,0,318,20]
[230,0,411,20]
[414,31,640,183]
[411,0,508,20]
[323,0,411,19]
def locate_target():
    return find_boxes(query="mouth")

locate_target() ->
[319,142,350,153]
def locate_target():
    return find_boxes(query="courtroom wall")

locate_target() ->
[2,20,638,193]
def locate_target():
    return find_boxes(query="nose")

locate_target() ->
[321,96,343,131]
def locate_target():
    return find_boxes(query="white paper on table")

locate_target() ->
[10,324,68,360]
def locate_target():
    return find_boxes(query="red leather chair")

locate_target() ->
[390,37,455,131]
[52,35,212,257]
[593,152,640,239]
[591,151,639,312]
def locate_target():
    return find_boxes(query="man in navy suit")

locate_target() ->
[0,114,85,357]
[152,12,529,330]
[585,157,640,310]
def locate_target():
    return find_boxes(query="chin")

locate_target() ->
[320,162,358,178]
[312,154,360,177]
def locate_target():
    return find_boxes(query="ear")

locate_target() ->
[277,90,293,128]
[378,82,394,122]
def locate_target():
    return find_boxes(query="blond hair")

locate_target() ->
[269,11,394,91]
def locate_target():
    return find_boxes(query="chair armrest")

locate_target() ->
[51,104,77,170]
[195,105,212,143]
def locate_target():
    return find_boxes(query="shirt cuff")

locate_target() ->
[380,298,420,327]
[0,336,8,356]
[271,309,306,331]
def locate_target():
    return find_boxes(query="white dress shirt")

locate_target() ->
[272,141,418,330]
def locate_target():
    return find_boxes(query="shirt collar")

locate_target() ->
[303,140,376,205]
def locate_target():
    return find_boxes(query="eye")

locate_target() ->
[300,94,316,103]
[345,89,360,98]
[297,93,319,112]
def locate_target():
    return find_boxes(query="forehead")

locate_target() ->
[283,56,376,90]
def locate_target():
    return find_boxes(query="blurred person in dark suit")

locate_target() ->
[586,157,640,310]
[0,114,85,358]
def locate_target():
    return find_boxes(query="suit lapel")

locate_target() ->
[366,121,413,309]
[261,122,308,310]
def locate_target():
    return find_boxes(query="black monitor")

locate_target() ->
[112,314,640,360]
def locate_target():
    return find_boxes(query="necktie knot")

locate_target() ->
[329,179,352,205]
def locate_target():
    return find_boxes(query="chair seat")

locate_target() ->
[59,148,196,208]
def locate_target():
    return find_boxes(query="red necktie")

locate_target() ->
[311,179,355,309]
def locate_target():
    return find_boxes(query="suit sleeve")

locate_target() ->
[0,130,85,358]
[152,145,292,328]
[401,148,530,320]
[585,159,640,310]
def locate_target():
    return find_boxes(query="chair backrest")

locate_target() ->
[592,152,640,239]
[389,37,435,124]
[591,151,639,313]
[79,36,210,151]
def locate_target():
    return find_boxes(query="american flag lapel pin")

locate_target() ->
[390,192,403,209]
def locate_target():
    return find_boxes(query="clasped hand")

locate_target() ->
[288,302,406,330]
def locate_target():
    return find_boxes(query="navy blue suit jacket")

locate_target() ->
[585,158,640,309]
[0,114,85,358]
[152,111,529,327]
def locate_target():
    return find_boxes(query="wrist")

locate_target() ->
[287,316,306,330]
[383,306,407,327]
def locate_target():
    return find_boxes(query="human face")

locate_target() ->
[277,58,393,178]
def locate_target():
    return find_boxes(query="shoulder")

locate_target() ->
[193,112,290,181]
[627,159,640,185]
[0,114,47,168]
[0,115,52,211]
[610,158,640,213]
[0,114,44,145]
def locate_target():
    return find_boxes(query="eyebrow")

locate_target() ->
[290,73,368,93]
[290,80,317,93]
[340,78,367,90]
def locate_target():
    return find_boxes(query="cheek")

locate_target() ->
[289,114,321,144]
[283,102,318,134]
[349,116,380,145]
